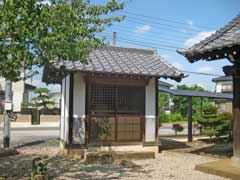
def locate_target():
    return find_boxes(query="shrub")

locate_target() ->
[197,112,232,140]
[203,104,218,115]
[172,123,184,135]
[159,113,185,123]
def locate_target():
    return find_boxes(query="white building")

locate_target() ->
[0,78,36,112]
[212,76,233,113]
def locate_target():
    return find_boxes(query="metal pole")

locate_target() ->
[3,80,13,148]
[188,96,193,142]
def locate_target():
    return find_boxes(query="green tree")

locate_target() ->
[197,112,232,140]
[0,0,124,147]
[0,0,124,81]
[22,88,55,110]
[172,85,210,116]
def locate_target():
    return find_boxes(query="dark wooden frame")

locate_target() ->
[85,75,147,143]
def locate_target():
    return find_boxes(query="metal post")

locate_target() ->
[3,80,13,148]
[188,96,193,142]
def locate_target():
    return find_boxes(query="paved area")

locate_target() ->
[159,123,200,136]
[0,122,59,148]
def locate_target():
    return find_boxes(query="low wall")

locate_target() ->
[0,114,60,122]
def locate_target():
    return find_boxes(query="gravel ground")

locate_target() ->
[0,139,230,180]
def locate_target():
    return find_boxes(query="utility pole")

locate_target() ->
[3,79,13,148]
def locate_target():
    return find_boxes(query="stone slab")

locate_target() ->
[195,159,240,180]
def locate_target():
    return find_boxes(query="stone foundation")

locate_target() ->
[59,141,159,159]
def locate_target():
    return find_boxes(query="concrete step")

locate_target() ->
[85,151,155,164]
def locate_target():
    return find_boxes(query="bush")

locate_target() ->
[159,113,185,123]
[203,104,218,115]
[172,123,184,135]
[197,112,232,140]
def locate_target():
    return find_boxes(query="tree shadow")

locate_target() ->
[15,138,59,148]
[0,153,33,179]
[189,138,233,158]
[159,137,191,151]
[47,155,151,180]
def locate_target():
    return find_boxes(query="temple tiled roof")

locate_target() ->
[43,46,184,84]
[177,15,240,62]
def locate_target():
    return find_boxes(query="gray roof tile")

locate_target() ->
[178,15,240,62]
[43,46,184,84]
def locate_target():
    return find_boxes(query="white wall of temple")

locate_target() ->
[145,77,156,142]
[61,75,70,143]
[72,72,86,144]
[60,78,66,141]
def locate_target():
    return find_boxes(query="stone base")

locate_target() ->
[195,159,240,180]
[85,151,155,164]
[59,141,86,159]
[59,141,159,159]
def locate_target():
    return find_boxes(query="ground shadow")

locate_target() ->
[189,138,233,158]
[15,138,59,148]
[159,137,191,151]
[47,155,149,180]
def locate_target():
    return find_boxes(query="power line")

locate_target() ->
[103,35,185,50]
[103,32,184,47]
[125,17,203,34]
[106,24,193,39]
[182,70,222,77]
[104,28,187,43]
[123,11,217,30]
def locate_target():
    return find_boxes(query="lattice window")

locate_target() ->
[90,84,144,114]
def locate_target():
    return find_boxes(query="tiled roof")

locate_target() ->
[43,46,184,84]
[212,76,232,82]
[177,15,240,62]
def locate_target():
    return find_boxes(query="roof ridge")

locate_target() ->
[100,45,155,54]
[192,15,240,51]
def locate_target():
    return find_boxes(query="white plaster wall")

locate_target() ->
[145,78,156,142]
[216,83,222,93]
[64,75,70,143]
[60,78,65,141]
[72,72,86,144]
[0,77,24,112]
[73,72,85,118]
[12,80,24,112]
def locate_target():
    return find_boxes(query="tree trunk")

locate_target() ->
[3,80,12,148]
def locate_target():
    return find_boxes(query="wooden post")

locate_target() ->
[232,74,240,161]
[68,73,74,145]
[200,97,203,116]
[223,63,240,164]
[188,96,193,142]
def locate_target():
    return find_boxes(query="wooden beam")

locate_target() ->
[188,96,193,142]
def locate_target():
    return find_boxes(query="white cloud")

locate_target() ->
[184,31,215,48]
[134,24,152,34]
[198,66,215,73]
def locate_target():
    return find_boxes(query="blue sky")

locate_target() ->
[36,0,240,92]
